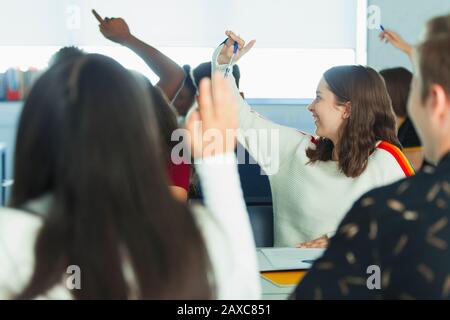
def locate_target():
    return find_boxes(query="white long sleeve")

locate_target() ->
[211,44,309,176]
[193,152,261,299]
[210,44,411,247]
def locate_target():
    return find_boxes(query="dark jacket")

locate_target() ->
[293,153,450,300]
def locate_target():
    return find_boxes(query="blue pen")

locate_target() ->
[380,24,385,32]
[224,41,239,78]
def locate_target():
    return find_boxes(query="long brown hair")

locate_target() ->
[149,85,181,162]
[380,67,413,118]
[306,65,401,178]
[12,54,213,299]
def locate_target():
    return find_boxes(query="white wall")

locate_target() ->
[367,0,450,71]
[1,0,357,48]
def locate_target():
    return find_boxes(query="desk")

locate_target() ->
[260,271,307,300]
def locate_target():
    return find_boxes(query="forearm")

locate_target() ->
[123,35,185,100]
[402,44,414,62]
[195,153,261,299]
[211,44,306,174]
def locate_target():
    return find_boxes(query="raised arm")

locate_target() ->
[379,28,414,62]
[92,10,185,101]
[212,31,311,175]
[185,73,261,299]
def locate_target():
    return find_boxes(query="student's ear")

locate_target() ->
[342,101,352,119]
[427,84,450,123]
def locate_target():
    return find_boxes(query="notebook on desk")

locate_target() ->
[257,247,325,272]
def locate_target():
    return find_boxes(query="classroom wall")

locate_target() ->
[367,0,450,71]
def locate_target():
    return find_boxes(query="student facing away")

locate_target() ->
[0,54,260,299]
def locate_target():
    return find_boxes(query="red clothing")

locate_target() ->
[167,161,191,192]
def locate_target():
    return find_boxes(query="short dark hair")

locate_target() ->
[49,46,85,67]
[417,14,450,101]
[183,62,241,96]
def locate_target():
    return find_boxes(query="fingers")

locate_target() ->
[223,31,255,60]
[379,32,391,41]
[296,235,329,248]
[241,39,256,55]
[197,73,237,129]
[99,24,107,34]
[185,110,201,136]
[379,29,398,42]
[212,72,229,97]
[197,78,215,122]
[225,30,245,49]
[211,72,235,118]
[383,31,393,39]
[384,32,395,44]
[379,31,394,44]
[298,241,323,248]
[92,9,104,24]
[385,30,399,42]
[185,110,202,157]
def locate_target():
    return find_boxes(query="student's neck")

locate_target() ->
[331,148,338,161]
[331,139,339,161]
[436,140,450,164]
[396,116,406,130]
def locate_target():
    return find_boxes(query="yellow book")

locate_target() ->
[261,271,307,286]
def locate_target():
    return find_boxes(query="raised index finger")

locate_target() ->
[92,9,104,24]
[198,78,215,123]
[211,72,236,119]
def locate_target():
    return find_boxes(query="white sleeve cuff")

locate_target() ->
[212,44,228,75]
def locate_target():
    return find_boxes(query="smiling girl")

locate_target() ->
[212,31,414,247]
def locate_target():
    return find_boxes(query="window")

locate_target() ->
[0,0,367,100]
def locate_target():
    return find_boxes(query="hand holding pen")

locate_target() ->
[378,25,413,59]
[217,30,256,66]
[224,41,239,78]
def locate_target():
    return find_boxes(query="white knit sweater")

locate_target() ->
[212,44,413,246]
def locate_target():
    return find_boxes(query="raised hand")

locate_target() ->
[217,31,256,65]
[379,29,413,58]
[185,73,238,159]
[92,9,132,45]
